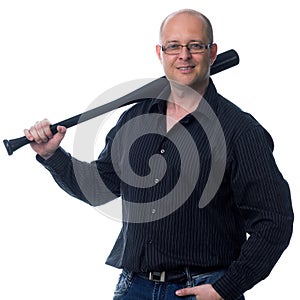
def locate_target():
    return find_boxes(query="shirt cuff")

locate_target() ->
[212,272,245,300]
[36,147,71,174]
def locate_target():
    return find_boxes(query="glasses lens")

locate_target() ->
[164,43,181,54]
[163,42,210,54]
[188,42,205,53]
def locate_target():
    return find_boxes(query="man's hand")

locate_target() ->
[176,284,223,300]
[24,118,66,160]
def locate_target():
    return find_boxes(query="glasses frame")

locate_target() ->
[161,42,213,55]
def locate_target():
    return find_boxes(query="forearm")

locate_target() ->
[212,200,293,299]
[215,126,294,299]
[36,147,119,206]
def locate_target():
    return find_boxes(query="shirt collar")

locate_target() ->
[195,78,219,120]
[148,78,219,120]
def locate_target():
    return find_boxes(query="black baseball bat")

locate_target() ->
[3,49,239,156]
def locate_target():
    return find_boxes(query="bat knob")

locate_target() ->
[3,136,32,155]
[3,139,13,156]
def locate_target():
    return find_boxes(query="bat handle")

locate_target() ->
[3,137,31,156]
[3,125,58,156]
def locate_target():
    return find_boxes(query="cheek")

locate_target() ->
[196,57,211,73]
[161,57,176,72]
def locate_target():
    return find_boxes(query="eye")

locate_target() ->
[189,43,204,50]
[166,43,180,50]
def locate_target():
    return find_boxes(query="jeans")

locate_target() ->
[113,269,245,300]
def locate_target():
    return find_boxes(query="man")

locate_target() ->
[24,9,293,300]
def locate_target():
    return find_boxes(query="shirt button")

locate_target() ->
[154,178,160,184]
[151,208,156,214]
[160,149,165,154]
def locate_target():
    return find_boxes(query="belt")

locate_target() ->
[137,266,219,283]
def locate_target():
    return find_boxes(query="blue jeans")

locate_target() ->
[113,269,245,300]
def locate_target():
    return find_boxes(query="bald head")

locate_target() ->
[159,9,214,44]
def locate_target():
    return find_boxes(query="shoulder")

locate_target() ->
[204,79,262,135]
[213,93,274,152]
[118,98,157,122]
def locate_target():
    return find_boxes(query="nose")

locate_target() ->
[178,46,192,60]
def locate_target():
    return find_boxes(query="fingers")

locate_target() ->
[176,287,196,297]
[176,284,222,300]
[23,119,67,159]
[24,118,53,144]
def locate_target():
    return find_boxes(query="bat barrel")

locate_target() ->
[211,49,239,75]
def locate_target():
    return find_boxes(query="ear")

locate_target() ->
[209,43,218,66]
[156,44,162,63]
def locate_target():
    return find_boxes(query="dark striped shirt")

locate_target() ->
[38,79,293,299]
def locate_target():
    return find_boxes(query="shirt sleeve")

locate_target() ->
[36,124,121,206]
[212,125,294,299]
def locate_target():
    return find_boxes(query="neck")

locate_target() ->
[168,80,208,113]
[165,79,209,132]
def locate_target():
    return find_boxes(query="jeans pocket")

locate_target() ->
[113,270,134,299]
[186,270,245,300]
[192,269,226,287]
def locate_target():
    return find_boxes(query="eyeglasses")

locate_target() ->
[161,42,213,55]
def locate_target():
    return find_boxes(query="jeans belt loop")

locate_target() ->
[149,271,166,282]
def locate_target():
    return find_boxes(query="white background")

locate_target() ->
[0,0,299,299]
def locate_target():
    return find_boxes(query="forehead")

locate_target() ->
[161,13,207,42]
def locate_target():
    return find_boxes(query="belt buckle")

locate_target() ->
[149,271,166,282]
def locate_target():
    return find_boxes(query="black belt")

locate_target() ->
[137,266,220,283]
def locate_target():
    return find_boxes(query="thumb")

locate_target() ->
[51,125,67,144]
[55,125,67,138]
[176,287,195,297]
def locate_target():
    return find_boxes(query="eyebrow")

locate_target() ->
[164,39,206,44]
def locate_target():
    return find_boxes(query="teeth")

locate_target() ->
[179,67,192,70]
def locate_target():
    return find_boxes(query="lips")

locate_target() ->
[177,65,195,74]
[177,66,195,70]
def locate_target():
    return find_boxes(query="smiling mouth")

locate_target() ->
[177,66,195,71]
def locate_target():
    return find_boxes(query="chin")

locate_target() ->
[171,76,195,87]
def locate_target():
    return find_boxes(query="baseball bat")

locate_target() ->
[3,49,239,156]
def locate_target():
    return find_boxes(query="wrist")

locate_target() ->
[40,151,55,160]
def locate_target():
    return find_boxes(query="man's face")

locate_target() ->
[156,13,217,94]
